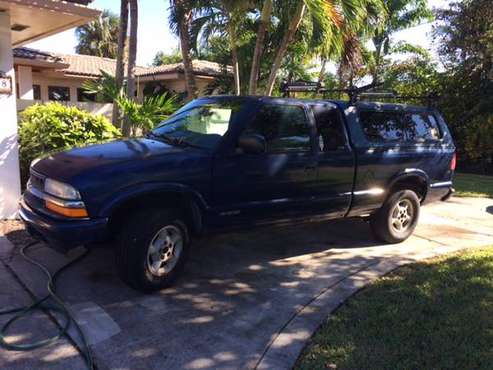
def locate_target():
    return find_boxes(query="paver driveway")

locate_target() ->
[1,197,492,370]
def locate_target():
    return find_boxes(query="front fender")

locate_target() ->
[98,182,209,218]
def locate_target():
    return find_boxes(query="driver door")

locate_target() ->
[211,102,318,226]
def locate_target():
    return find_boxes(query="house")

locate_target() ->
[14,47,230,118]
[0,0,101,219]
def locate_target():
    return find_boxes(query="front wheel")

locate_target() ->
[115,208,190,292]
[370,190,420,243]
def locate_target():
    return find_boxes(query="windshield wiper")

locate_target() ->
[148,132,204,150]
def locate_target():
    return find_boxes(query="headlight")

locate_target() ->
[44,178,81,200]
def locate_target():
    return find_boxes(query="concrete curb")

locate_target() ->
[254,243,474,369]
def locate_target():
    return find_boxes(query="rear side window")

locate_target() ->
[245,104,311,153]
[359,111,441,143]
[311,104,347,151]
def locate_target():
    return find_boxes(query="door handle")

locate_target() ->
[304,163,317,172]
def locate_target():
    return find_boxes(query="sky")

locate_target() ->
[26,0,452,67]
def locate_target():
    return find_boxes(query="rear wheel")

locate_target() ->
[115,208,190,292]
[370,190,420,243]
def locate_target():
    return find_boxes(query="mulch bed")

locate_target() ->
[0,220,35,247]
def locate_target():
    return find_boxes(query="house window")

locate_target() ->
[48,86,70,101]
[77,88,96,102]
[33,85,41,100]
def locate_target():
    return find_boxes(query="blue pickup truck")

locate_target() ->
[20,95,456,291]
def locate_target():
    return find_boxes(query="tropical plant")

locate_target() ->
[190,0,254,95]
[116,94,178,133]
[18,103,120,185]
[114,0,129,127]
[433,0,493,173]
[169,0,198,100]
[152,49,183,65]
[264,0,384,96]
[249,0,273,95]
[123,0,139,137]
[83,70,178,135]
[82,70,122,102]
[370,0,433,83]
[75,10,120,58]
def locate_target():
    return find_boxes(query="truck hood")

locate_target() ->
[33,138,188,180]
[31,138,212,195]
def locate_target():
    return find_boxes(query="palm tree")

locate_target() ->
[190,0,253,95]
[170,0,198,100]
[75,10,120,58]
[114,0,128,127]
[264,0,382,96]
[371,0,432,83]
[123,0,138,137]
[248,0,273,95]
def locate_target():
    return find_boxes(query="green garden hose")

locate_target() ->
[0,241,95,370]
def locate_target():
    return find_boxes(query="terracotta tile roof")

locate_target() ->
[13,47,230,78]
[138,60,232,77]
[65,0,94,4]
[58,53,147,77]
[13,47,62,63]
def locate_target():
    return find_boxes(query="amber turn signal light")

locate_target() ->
[45,200,88,218]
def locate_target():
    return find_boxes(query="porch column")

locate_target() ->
[0,11,21,219]
[17,65,33,100]
[70,85,78,103]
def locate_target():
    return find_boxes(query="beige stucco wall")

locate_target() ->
[0,11,22,219]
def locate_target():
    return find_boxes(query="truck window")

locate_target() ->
[311,104,346,151]
[244,104,311,153]
[360,111,442,143]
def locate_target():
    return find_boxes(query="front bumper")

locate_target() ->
[19,198,109,253]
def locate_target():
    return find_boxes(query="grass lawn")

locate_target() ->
[296,247,493,370]
[454,172,493,198]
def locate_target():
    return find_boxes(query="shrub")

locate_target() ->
[18,102,120,185]
[464,115,493,173]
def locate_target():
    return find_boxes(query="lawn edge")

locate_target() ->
[254,242,484,370]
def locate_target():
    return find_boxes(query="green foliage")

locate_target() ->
[18,103,120,184]
[433,0,493,172]
[152,50,183,66]
[75,10,120,58]
[464,116,493,171]
[82,69,178,134]
[82,70,121,103]
[371,0,433,81]
[116,93,178,132]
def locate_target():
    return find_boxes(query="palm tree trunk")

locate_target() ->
[176,1,197,101]
[114,0,128,128]
[317,58,327,84]
[123,0,138,137]
[265,1,306,96]
[229,23,241,95]
[248,0,272,95]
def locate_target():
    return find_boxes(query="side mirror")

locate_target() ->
[238,133,266,155]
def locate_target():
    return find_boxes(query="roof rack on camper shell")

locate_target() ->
[280,80,439,107]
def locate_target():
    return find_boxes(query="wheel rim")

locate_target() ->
[391,199,414,233]
[146,225,183,277]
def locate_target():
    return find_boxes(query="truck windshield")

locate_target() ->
[151,100,245,150]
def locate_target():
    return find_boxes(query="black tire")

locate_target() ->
[370,190,420,244]
[115,208,190,292]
